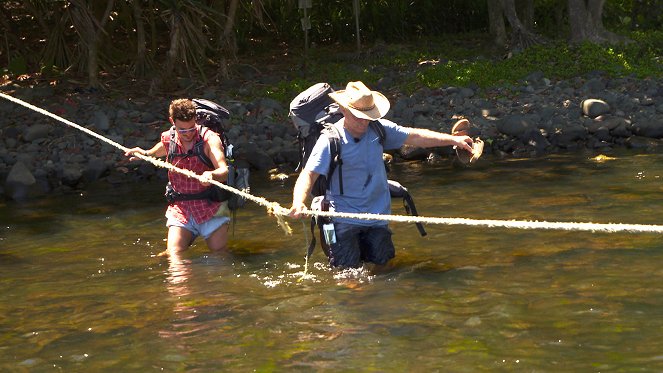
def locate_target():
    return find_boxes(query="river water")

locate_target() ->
[2,151,663,372]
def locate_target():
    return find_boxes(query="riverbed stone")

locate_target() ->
[399,145,430,160]
[83,157,109,182]
[552,124,588,146]
[93,110,111,131]
[496,114,535,138]
[583,78,606,94]
[625,136,661,149]
[2,74,662,201]
[582,99,610,118]
[632,117,663,138]
[5,161,40,201]
[23,124,51,142]
[61,165,83,187]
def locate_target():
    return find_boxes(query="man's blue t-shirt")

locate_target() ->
[304,118,410,226]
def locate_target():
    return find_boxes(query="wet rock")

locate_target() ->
[611,122,632,138]
[23,124,51,142]
[594,127,612,142]
[632,117,663,138]
[551,124,588,147]
[3,126,20,139]
[582,99,610,118]
[583,78,606,94]
[399,145,430,161]
[83,157,109,182]
[525,71,545,86]
[459,87,475,99]
[496,114,536,138]
[61,165,83,187]
[5,161,40,201]
[93,110,111,131]
[625,136,662,149]
[236,142,275,170]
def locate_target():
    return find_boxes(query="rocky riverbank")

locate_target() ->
[1,72,662,201]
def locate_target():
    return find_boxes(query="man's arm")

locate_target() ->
[202,134,229,186]
[289,169,320,218]
[125,142,166,161]
[404,128,473,152]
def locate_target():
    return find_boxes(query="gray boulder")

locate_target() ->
[23,124,51,142]
[83,157,109,182]
[632,117,663,138]
[497,114,536,138]
[582,99,610,118]
[235,142,275,170]
[61,165,83,187]
[5,161,40,201]
[93,110,111,131]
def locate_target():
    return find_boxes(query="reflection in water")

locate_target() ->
[4,152,663,371]
[159,252,209,353]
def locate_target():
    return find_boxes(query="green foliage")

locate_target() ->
[7,55,28,75]
[417,31,662,89]
[253,30,661,104]
[260,52,381,102]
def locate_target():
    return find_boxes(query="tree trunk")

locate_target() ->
[554,0,566,37]
[131,0,149,76]
[487,0,507,48]
[518,0,535,29]
[353,0,361,54]
[164,14,181,81]
[69,0,114,89]
[568,0,629,44]
[502,0,545,51]
[222,0,239,57]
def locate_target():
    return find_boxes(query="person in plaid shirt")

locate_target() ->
[125,99,231,255]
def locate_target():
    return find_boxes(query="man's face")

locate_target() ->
[171,118,197,142]
[342,108,370,127]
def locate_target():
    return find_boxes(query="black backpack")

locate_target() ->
[288,83,426,258]
[165,98,249,211]
[288,83,388,196]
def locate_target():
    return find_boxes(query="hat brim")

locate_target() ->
[329,90,390,120]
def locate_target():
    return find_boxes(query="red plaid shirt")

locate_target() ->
[161,127,221,224]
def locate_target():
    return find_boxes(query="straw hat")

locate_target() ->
[328,81,390,120]
[451,118,484,165]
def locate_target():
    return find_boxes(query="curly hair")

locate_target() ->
[169,99,197,122]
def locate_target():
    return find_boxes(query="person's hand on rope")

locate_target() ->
[200,170,215,186]
[124,147,147,162]
[288,202,309,219]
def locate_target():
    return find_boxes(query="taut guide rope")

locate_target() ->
[3,91,663,234]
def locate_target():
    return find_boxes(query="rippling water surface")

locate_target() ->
[2,151,663,372]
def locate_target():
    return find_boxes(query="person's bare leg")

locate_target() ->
[161,226,194,257]
[205,223,229,252]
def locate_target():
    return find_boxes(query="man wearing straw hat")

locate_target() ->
[289,81,475,268]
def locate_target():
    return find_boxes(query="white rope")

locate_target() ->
[296,210,663,233]
[4,91,663,234]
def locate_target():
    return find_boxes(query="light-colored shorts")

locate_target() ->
[166,215,231,240]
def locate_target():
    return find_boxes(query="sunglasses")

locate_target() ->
[176,127,197,134]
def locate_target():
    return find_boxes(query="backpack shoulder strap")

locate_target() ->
[194,127,214,169]
[322,124,344,195]
[369,120,386,146]
[167,127,177,163]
